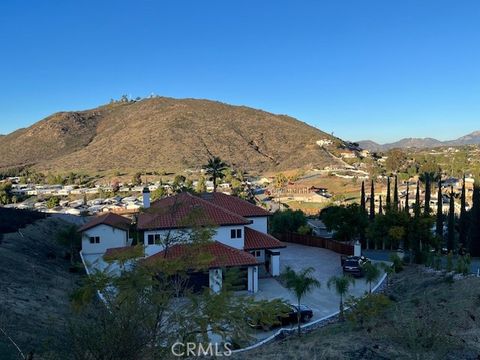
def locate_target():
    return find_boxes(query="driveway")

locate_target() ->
[247,243,384,339]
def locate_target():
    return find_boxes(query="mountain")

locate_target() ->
[448,131,480,146]
[358,131,480,152]
[0,97,344,174]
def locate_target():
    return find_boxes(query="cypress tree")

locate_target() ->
[386,176,391,211]
[459,175,468,248]
[379,195,383,215]
[424,173,431,215]
[414,180,421,218]
[360,181,366,212]
[435,180,443,241]
[360,181,366,248]
[447,186,455,252]
[468,183,480,256]
[370,180,375,221]
[393,175,399,211]
[405,182,410,214]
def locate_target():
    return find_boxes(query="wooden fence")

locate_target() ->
[276,232,354,255]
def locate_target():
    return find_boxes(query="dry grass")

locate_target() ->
[233,266,480,360]
[0,217,82,359]
[0,97,345,174]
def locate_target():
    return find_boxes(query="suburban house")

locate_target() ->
[79,212,133,255]
[79,190,285,294]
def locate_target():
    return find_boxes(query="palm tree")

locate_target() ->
[362,262,381,293]
[281,266,320,335]
[327,275,355,320]
[202,156,228,192]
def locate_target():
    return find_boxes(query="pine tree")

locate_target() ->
[386,176,391,211]
[447,186,455,252]
[360,181,366,212]
[405,182,410,214]
[435,180,443,241]
[414,180,421,218]
[468,183,480,256]
[393,176,399,211]
[459,175,468,248]
[370,180,375,221]
[379,195,383,215]
[424,173,431,215]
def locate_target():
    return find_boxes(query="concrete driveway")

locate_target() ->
[247,243,384,339]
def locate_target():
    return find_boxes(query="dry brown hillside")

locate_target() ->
[0,97,344,174]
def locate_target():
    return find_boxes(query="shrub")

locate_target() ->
[345,293,391,328]
[297,224,311,235]
[389,253,404,272]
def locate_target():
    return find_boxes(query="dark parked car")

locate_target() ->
[247,304,314,330]
[341,255,370,277]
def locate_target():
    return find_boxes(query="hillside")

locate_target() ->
[0,216,82,359]
[234,267,480,360]
[0,97,344,174]
[358,130,480,151]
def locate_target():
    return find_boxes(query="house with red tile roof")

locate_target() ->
[79,212,133,255]
[79,190,285,293]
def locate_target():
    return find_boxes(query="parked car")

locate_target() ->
[341,255,370,277]
[247,304,314,330]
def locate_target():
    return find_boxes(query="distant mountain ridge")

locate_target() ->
[358,131,480,151]
[0,97,346,174]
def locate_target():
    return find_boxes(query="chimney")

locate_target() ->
[142,187,150,209]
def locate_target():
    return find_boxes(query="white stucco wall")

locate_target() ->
[82,224,129,255]
[246,217,268,234]
[250,249,265,262]
[212,225,245,249]
[269,254,280,276]
[143,224,245,255]
[143,229,190,256]
[247,266,259,293]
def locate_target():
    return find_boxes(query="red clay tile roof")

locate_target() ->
[103,245,142,261]
[137,192,252,230]
[78,212,131,232]
[201,192,271,217]
[244,227,286,250]
[143,241,260,268]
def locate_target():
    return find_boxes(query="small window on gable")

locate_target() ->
[231,228,242,239]
[89,236,100,244]
[147,234,154,245]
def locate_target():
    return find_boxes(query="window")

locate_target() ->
[89,236,100,244]
[230,228,242,239]
[147,234,161,245]
[255,250,261,257]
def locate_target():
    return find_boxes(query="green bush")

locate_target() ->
[297,224,311,235]
[270,209,307,235]
[345,293,391,328]
[389,253,404,272]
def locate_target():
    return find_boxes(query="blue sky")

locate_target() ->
[1,0,479,143]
